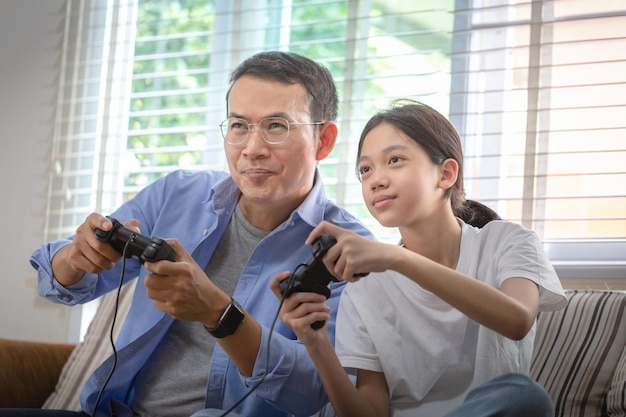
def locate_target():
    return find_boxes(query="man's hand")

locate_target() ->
[51,213,139,286]
[143,239,230,326]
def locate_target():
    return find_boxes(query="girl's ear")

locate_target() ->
[315,121,338,161]
[439,158,459,190]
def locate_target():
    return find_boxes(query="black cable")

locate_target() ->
[217,263,306,417]
[90,235,135,417]
[91,242,306,417]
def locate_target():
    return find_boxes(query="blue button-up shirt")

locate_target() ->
[30,169,372,417]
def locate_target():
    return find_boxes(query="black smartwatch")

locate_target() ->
[204,298,245,338]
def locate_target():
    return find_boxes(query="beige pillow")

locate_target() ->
[43,280,137,410]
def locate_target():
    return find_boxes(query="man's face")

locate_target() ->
[224,75,324,224]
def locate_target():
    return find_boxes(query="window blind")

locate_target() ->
[450,0,626,278]
[45,0,137,240]
[48,0,625,285]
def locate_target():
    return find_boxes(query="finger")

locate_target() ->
[306,220,334,245]
[72,223,120,269]
[86,212,112,232]
[291,302,331,330]
[144,272,173,292]
[143,254,188,276]
[123,219,141,234]
[165,239,191,262]
[306,221,351,246]
[269,271,291,299]
[290,291,329,305]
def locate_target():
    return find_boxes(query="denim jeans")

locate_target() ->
[0,373,552,417]
[444,373,555,417]
[0,411,87,417]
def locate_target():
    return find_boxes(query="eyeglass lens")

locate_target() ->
[221,117,290,144]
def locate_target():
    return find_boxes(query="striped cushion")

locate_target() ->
[43,280,137,410]
[607,345,626,417]
[531,290,626,417]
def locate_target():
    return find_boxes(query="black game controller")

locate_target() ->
[279,234,338,329]
[95,216,177,263]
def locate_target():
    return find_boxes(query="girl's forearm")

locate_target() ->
[306,341,383,417]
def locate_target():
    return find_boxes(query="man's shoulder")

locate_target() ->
[323,203,373,238]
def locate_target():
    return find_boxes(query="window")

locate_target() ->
[48,0,625,293]
[451,0,626,282]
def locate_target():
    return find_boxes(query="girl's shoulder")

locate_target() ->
[461,219,537,248]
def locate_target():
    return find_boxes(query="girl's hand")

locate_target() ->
[269,272,332,347]
[307,221,398,282]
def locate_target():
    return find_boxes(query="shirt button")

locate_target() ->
[202,229,208,236]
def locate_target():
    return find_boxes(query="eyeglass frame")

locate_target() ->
[219,116,324,145]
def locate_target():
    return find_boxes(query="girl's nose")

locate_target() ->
[369,172,389,190]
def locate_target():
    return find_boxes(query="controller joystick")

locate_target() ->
[95,216,177,263]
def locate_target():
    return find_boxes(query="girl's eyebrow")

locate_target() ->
[358,144,410,163]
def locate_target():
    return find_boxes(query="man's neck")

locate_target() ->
[237,197,302,231]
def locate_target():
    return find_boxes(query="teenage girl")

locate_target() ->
[269,100,566,417]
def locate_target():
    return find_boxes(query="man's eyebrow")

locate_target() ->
[227,112,292,120]
[358,144,410,162]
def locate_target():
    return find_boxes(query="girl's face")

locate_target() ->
[357,122,447,228]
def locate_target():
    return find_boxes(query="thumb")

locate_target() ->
[163,238,191,262]
[123,219,141,234]
[306,221,343,245]
[269,271,292,300]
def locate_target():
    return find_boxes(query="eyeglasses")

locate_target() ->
[219,117,324,145]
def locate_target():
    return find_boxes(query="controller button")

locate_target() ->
[143,245,157,259]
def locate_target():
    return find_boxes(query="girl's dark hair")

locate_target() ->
[226,51,338,123]
[356,99,501,228]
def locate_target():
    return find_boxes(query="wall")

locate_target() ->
[0,0,71,343]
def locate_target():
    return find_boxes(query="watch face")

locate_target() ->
[222,300,245,330]
[207,299,244,338]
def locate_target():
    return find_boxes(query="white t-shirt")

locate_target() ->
[336,220,566,417]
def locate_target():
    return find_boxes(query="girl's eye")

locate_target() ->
[359,165,371,176]
[389,155,402,164]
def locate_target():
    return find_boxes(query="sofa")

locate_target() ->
[1,287,625,417]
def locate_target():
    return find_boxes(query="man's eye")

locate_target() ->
[266,121,288,130]
[231,121,248,130]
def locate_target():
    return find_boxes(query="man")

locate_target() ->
[24,51,372,417]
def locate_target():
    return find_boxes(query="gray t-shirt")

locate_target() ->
[130,205,268,417]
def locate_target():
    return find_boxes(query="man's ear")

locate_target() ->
[315,121,338,161]
[439,158,459,190]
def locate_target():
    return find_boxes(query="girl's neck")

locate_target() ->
[399,213,462,269]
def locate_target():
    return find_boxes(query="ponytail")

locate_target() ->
[454,200,501,228]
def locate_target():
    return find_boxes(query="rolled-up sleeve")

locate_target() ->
[30,239,99,305]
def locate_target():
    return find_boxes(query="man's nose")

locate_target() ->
[242,127,270,155]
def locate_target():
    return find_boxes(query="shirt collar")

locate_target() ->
[209,169,329,228]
